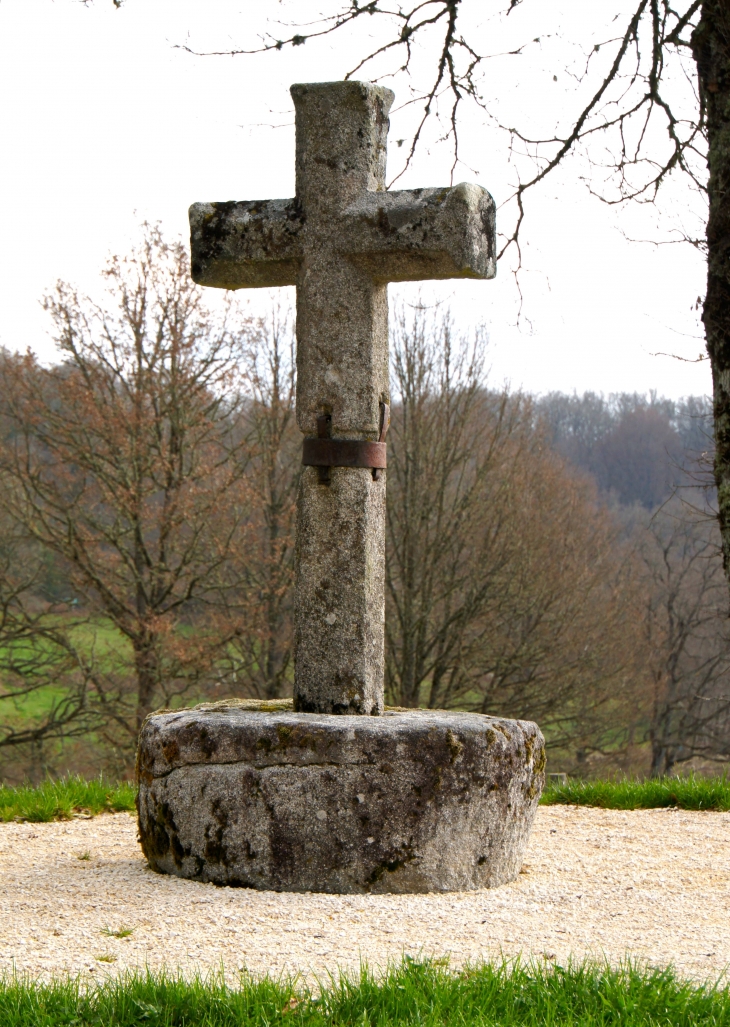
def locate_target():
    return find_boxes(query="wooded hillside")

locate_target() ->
[0,234,725,783]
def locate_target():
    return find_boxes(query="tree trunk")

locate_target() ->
[264,589,287,700]
[693,5,730,589]
[134,639,159,733]
[650,739,675,777]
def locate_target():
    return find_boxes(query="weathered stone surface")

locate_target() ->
[342,183,496,284]
[189,198,303,289]
[165,80,536,896]
[188,80,496,715]
[137,707,545,893]
[296,466,385,715]
[189,183,495,294]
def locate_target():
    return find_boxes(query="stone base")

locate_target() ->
[136,703,545,894]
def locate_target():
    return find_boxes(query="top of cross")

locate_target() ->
[189,80,495,304]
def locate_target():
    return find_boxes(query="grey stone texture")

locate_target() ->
[296,465,385,715]
[165,81,540,896]
[137,704,545,894]
[188,80,496,714]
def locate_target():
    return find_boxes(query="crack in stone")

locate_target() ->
[149,758,371,780]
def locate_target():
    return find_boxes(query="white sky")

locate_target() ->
[0,0,711,399]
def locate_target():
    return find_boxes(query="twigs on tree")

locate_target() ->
[188,1,705,274]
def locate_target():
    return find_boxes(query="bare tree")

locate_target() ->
[220,306,300,699]
[639,499,730,775]
[385,304,647,757]
[385,305,503,709]
[0,228,258,738]
[0,518,101,754]
[193,3,705,254]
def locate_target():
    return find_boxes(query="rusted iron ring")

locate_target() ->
[302,438,387,469]
[304,402,390,483]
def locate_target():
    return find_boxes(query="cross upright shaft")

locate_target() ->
[189,80,496,715]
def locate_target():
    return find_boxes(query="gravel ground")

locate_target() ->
[1,805,728,983]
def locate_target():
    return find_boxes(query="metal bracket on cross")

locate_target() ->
[302,402,390,484]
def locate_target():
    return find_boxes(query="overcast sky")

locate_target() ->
[0,0,710,399]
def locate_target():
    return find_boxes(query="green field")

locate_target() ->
[1,958,727,1027]
[0,616,131,722]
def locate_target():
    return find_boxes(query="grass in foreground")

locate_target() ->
[541,773,730,811]
[0,775,136,823]
[0,959,728,1027]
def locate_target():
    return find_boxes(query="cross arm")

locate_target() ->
[189,198,304,289]
[341,183,496,284]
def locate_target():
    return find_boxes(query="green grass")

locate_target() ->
[101,926,135,939]
[3,773,730,825]
[0,775,136,823]
[0,958,728,1027]
[541,773,730,811]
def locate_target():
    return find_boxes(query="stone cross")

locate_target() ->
[189,80,495,716]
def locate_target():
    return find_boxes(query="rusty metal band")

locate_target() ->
[302,438,387,469]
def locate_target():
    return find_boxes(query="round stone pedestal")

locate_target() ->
[137,702,545,894]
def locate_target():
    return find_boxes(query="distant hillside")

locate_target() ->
[536,392,713,509]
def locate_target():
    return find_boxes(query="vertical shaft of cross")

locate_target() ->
[292,82,394,715]
[189,79,497,714]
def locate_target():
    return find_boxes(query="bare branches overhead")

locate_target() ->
[189,2,705,261]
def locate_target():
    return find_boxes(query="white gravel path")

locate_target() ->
[1,805,728,983]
